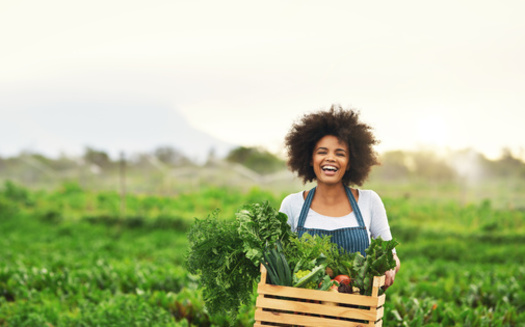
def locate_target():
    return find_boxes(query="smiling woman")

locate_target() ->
[279,105,401,289]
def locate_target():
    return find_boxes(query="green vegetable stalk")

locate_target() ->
[262,241,293,286]
[350,237,399,296]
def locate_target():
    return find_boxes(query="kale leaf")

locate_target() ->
[236,202,293,268]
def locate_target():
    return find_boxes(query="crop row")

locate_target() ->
[1,182,525,326]
[0,209,254,326]
[385,259,525,326]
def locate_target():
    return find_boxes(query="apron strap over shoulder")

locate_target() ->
[296,185,370,255]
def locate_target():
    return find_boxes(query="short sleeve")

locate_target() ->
[368,190,393,241]
[279,193,298,232]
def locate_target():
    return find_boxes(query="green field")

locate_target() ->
[1,181,524,326]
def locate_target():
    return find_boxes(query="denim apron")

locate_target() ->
[296,185,370,255]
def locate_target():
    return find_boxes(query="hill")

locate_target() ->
[0,100,235,163]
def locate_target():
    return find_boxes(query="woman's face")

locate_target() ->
[311,135,350,185]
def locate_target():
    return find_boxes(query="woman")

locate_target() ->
[279,105,400,288]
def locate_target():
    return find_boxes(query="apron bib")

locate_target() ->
[296,185,370,255]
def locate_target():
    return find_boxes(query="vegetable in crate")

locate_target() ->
[261,240,292,286]
[282,233,338,290]
[185,210,258,320]
[293,265,326,289]
[335,236,399,296]
[186,202,293,320]
[236,202,293,267]
[284,233,336,273]
[283,232,398,294]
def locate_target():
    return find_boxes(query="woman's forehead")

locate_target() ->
[315,135,348,149]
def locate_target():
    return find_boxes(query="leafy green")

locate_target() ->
[293,266,326,289]
[186,202,399,322]
[236,202,293,267]
[318,275,337,291]
[284,233,337,273]
[186,202,293,321]
[365,236,399,276]
[185,210,259,320]
[340,237,399,296]
[283,233,398,294]
[279,233,339,290]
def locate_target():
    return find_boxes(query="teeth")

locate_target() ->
[322,166,338,171]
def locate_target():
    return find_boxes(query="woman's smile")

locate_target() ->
[321,164,338,175]
[311,135,350,184]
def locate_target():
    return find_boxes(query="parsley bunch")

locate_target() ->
[186,203,292,320]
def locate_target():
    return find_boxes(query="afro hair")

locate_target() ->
[285,105,380,186]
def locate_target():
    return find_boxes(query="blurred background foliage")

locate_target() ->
[1,145,524,208]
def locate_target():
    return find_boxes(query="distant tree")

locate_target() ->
[374,150,410,181]
[490,148,525,178]
[226,146,285,175]
[410,151,456,181]
[371,150,457,182]
[50,154,78,171]
[83,147,111,169]
[29,153,54,167]
[153,146,192,166]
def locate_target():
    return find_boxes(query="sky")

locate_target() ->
[1,0,524,161]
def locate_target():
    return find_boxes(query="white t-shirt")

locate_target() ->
[279,189,393,244]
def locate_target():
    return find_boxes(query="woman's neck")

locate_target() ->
[310,182,353,216]
[314,182,347,204]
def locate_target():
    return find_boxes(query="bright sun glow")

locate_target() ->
[416,114,449,147]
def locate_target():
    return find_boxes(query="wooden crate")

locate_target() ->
[254,265,386,327]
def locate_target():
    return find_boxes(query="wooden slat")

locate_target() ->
[373,306,384,322]
[377,294,386,306]
[257,284,381,307]
[256,297,383,321]
[373,275,386,288]
[260,264,267,284]
[371,275,385,297]
[256,264,386,326]
[254,308,373,327]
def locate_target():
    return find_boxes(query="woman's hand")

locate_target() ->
[382,253,400,290]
